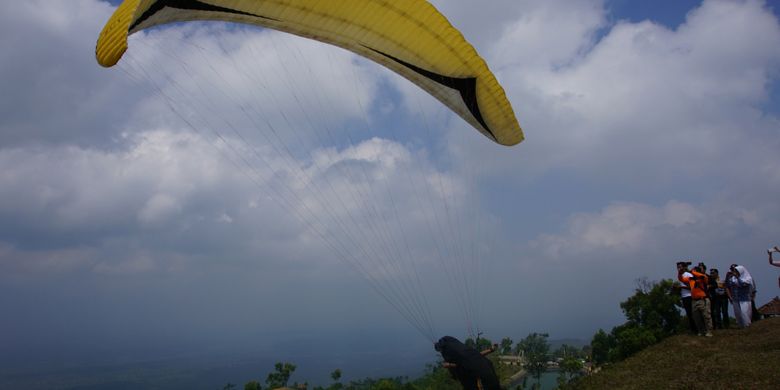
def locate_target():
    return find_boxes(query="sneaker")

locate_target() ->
[705,332,713,337]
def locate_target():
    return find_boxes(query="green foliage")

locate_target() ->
[589,278,682,366]
[244,380,261,390]
[590,329,614,366]
[552,344,582,360]
[517,333,549,384]
[580,344,592,361]
[609,324,657,361]
[557,355,586,388]
[568,318,780,389]
[265,362,296,388]
[620,278,681,336]
[373,379,406,390]
[323,368,343,390]
[409,363,460,390]
[559,355,584,380]
[500,337,514,355]
[342,376,413,390]
[240,348,520,390]
[465,336,493,351]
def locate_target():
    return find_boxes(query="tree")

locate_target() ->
[411,363,460,390]
[589,279,682,366]
[244,381,261,390]
[559,355,583,381]
[590,329,615,366]
[465,336,493,351]
[580,344,592,361]
[517,333,549,385]
[500,337,514,355]
[620,278,681,337]
[266,362,296,389]
[328,369,343,390]
[244,381,263,390]
[610,324,657,361]
[552,344,581,360]
[344,376,414,390]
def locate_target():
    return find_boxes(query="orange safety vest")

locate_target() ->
[689,271,709,300]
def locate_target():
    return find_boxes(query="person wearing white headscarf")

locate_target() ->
[725,264,755,328]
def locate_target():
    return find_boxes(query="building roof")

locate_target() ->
[758,296,780,316]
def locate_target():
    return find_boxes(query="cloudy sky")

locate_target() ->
[2,0,780,380]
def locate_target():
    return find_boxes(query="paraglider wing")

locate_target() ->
[96,0,524,145]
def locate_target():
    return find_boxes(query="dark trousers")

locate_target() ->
[710,296,729,329]
[752,299,761,322]
[682,296,696,333]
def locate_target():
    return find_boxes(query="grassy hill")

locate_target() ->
[569,317,780,389]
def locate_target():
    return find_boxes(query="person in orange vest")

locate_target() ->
[687,264,713,337]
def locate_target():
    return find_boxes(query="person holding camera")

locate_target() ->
[769,246,780,288]
[708,268,730,329]
[676,261,697,334]
[725,264,755,328]
[769,246,780,264]
[688,263,713,337]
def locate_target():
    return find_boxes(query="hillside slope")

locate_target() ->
[570,317,780,389]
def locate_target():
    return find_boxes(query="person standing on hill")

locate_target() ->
[725,264,755,328]
[688,264,713,337]
[708,268,729,329]
[676,262,697,334]
[770,246,780,288]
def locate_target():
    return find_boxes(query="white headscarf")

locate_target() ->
[734,265,755,291]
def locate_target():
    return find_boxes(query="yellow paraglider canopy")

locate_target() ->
[96,0,524,145]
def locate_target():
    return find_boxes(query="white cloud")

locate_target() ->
[93,253,156,275]
[0,0,138,147]
[0,130,229,231]
[119,24,382,147]
[529,198,774,263]
[0,124,482,308]
[0,243,97,277]
[491,0,606,71]
[532,201,678,258]
[138,193,181,226]
[663,200,702,227]
[478,0,780,180]
[2,0,780,361]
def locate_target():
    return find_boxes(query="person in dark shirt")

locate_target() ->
[708,268,729,329]
[435,336,501,390]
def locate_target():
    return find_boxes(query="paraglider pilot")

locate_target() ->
[434,336,501,390]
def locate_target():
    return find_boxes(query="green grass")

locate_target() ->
[569,317,780,390]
